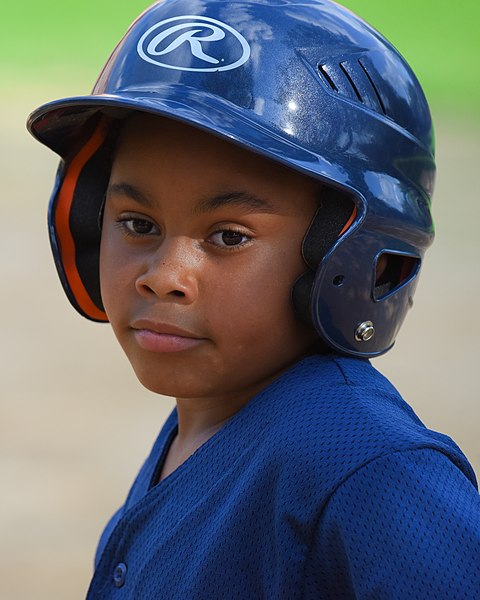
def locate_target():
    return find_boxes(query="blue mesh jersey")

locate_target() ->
[87,355,480,599]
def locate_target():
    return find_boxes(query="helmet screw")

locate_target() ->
[355,321,375,342]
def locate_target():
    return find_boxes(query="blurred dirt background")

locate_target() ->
[1,1,480,598]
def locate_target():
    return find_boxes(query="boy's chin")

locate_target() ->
[129,361,259,403]
[130,363,220,400]
[132,369,190,399]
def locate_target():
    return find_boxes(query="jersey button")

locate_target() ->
[113,562,127,588]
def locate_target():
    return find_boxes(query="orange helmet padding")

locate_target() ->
[54,117,110,321]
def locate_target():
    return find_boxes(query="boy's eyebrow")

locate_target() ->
[194,191,276,214]
[106,182,154,207]
[107,184,277,214]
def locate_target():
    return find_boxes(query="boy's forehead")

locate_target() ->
[106,112,321,225]
[112,112,323,201]
[117,112,224,149]
[116,112,251,165]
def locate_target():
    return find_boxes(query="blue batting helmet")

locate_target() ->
[27,0,435,358]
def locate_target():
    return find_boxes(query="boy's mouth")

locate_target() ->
[130,319,205,353]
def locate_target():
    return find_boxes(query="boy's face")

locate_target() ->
[100,114,319,403]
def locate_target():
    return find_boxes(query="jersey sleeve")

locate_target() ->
[305,448,480,599]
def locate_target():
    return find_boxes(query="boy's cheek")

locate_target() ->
[99,256,135,321]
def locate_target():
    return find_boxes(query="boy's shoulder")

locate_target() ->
[254,355,474,496]
[261,353,427,446]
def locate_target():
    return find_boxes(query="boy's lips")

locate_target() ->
[130,319,206,353]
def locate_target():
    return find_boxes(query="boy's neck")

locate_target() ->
[158,391,258,483]
[174,390,257,442]
[167,354,314,478]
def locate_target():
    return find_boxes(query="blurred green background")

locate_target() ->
[1,2,479,599]
[2,0,480,113]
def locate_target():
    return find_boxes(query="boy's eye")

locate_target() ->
[209,229,250,247]
[120,218,159,236]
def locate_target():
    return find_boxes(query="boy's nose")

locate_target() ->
[135,236,200,303]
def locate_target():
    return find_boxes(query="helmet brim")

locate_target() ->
[27,88,361,196]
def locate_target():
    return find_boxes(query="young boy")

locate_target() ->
[28,0,480,598]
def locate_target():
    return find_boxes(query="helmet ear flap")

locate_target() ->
[49,116,118,321]
[292,187,356,330]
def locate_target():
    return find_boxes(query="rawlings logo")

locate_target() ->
[137,15,251,72]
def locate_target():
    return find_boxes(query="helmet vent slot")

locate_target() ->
[317,64,338,92]
[357,58,386,115]
[317,58,387,116]
[374,253,420,300]
[339,62,362,103]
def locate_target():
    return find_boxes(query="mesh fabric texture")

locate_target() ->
[88,355,480,599]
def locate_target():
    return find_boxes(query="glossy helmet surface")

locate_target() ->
[27,0,435,357]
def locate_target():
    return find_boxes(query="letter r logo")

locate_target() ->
[137,16,251,72]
